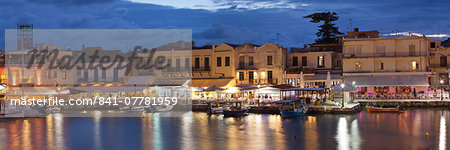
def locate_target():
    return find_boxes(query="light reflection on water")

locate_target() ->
[0,109,448,150]
[440,116,446,150]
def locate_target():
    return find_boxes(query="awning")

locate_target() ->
[73,86,147,93]
[149,78,191,86]
[331,83,358,92]
[7,87,58,96]
[190,78,235,88]
[58,88,86,95]
[280,88,328,91]
[346,75,429,87]
[125,76,153,86]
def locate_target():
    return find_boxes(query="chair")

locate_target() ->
[388,94,395,99]
[361,94,368,99]
[401,94,407,99]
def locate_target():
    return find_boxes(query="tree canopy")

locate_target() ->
[443,37,450,47]
[303,12,343,44]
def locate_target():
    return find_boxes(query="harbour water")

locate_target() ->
[0,109,448,150]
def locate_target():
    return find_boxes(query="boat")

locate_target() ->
[129,106,146,112]
[45,106,61,113]
[223,101,248,117]
[207,102,224,114]
[155,105,174,112]
[119,106,131,111]
[278,98,308,117]
[366,105,404,113]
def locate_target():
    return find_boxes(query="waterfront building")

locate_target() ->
[190,43,236,89]
[286,46,343,88]
[429,47,450,90]
[191,42,286,88]
[342,29,440,99]
[235,43,287,85]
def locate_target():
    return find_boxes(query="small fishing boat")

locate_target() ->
[278,98,308,117]
[45,106,61,113]
[366,105,404,113]
[119,106,131,111]
[130,106,146,112]
[155,105,174,112]
[223,101,248,117]
[207,102,224,114]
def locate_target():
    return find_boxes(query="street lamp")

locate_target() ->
[440,80,444,101]
[341,83,345,107]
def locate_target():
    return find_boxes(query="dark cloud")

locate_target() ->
[0,0,449,49]
[25,0,119,6]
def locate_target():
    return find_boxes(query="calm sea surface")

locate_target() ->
[0,109,449,150]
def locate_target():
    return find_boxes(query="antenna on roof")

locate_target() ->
[380,28,383,37]
[349,19,353,32]
[276,33,280,45]
[438,23,441,40]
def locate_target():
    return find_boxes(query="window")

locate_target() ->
[317,56,324,67]
[302,56,307,66]
[94,68,98,82]
[102,68,106,79]
[346,47,355,54]
[376,46,385,56]
[53,71,57,78]
[185,58,190,69]
[411,61,417,71]
[431,42,436,48]
[355,62,362,70]
[409,45,416,56]
[355,47,362,54]
[249,71,254,84]
[176,58,181,70]
[249,56,254,66]
[441,56,447,67]
[292,56,298,66]
[62,72,66,79]
[167,58,172,69]
[84,70,88,82]
[113,67,118,82]
[217,57,222,67]
[194,58,200,69]
[204,57,209,69]
[268,71,273,83]
[267,56,273,65]
[239,56,244,68]
[225,57,230,66]
[380,62,384,70]
[239,72,244,81]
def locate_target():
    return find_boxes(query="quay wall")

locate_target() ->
[357,100,450,108]
[192,104,361,114]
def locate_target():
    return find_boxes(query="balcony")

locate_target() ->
[237,65,257,70]
[344,52,427,58]
[192,66,210,72]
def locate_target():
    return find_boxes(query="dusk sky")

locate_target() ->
[1,0,449,49]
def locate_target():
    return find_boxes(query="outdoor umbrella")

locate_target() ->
[331,82,357,92]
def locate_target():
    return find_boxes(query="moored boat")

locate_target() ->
[366,105,404,113]
[223,101,248,117]
[207,102,224,114]
[278,98,308,117]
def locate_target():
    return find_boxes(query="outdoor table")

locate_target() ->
[387,94,395,99]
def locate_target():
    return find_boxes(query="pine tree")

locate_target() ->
[303,12,343,44]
